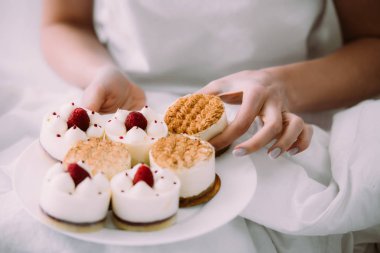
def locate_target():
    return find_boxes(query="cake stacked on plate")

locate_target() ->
[39,94,227,232]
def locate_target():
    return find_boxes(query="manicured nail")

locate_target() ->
[287,148,299,156]
[233,148,247,157]
[265,139,277,148]
[268,148,281,159]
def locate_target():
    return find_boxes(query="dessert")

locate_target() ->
[149,134,220,207]
[105,106,168,165]
[111,164,180,231]
[164,94,227,141]
[39,161,111,232]
[40,102,104,161]
[63,137,131,180]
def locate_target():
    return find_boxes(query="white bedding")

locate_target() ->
[1,0,380,252]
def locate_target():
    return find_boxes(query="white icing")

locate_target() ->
[110,172,133,192]
[46,116,67,135]
[75,177,98,197]
[124,127,147,143]
[86,125,104,138]
[87,111,103,124]
[40,162,111,223]
[111,164,180,223]
[40,102,105,161]
[114,108,130,120]
[45,162,65,180]
[64,127,87,146]
[154,170,179,192]
[59,103,76,120]
[128,181,156,197]
[105,106,168,166]
[149,137,215,198]
[105,119,126,136]
[49,173,75,193]
[93,173,111,192]
[146,121,168,138]
[141,106,160,122]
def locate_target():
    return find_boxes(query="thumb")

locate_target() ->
[81,83,106,112]
[218,91,243,104]
[195,80,223,95]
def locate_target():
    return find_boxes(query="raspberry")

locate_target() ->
[133,164,154,187]
[67,163,91,187]
[125,112,147,131]
[67,108,90,131]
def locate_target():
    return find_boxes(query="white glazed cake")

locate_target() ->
[149,134,220,207]
[164,94,227,141]
[111,163,180,231]
[39,161,111,232]
[40,102,104,161]
[105,106,168,165]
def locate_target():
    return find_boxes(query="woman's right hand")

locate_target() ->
[81,66,146,113]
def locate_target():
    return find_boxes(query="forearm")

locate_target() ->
[41,22,115,89]
[271,38,380,112]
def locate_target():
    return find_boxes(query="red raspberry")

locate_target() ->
[133,164,154,187]
[125,111,148,131]
[67,108,90,131]
[67,163,91,187]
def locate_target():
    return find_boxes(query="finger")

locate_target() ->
[129,100,146,111]
[195,79,227,95]
[218,91,243,104]
[287,124,314,155]
[209,90,265,150]
[81,83,106,112]
[267,113,304,158]
[234,101,282,155]
[123,83,147,111]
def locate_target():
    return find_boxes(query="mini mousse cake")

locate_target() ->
[105,106,168,165]
[39,161,111,232]
[164,94,227,141]
[111,164,180,231]
[63,138,131,180]
[40,102,104,161]
[149,134,221,207]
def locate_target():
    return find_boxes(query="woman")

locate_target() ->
[40,0,380,160]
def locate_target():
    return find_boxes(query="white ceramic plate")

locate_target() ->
[13,140,257,246]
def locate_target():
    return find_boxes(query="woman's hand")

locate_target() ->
[81,66,146,113]
[197,70,313,158]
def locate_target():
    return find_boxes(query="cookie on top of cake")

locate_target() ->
[164,94,227,141]
[150,134,220,207]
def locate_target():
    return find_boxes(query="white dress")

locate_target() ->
[94,0,341,94]
[93,2,380,252]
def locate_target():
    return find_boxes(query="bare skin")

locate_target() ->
[41,0,380,157]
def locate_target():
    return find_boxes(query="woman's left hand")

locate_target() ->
[197,70,313,158]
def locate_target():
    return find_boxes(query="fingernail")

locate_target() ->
[265,139,277,149]
[268,148,282,159]
[233,148,247,157]
[287,148,299,156]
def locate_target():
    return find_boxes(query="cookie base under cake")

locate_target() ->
[40,207,106,233]
[179,174,221,207]
[112,213,177,232]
